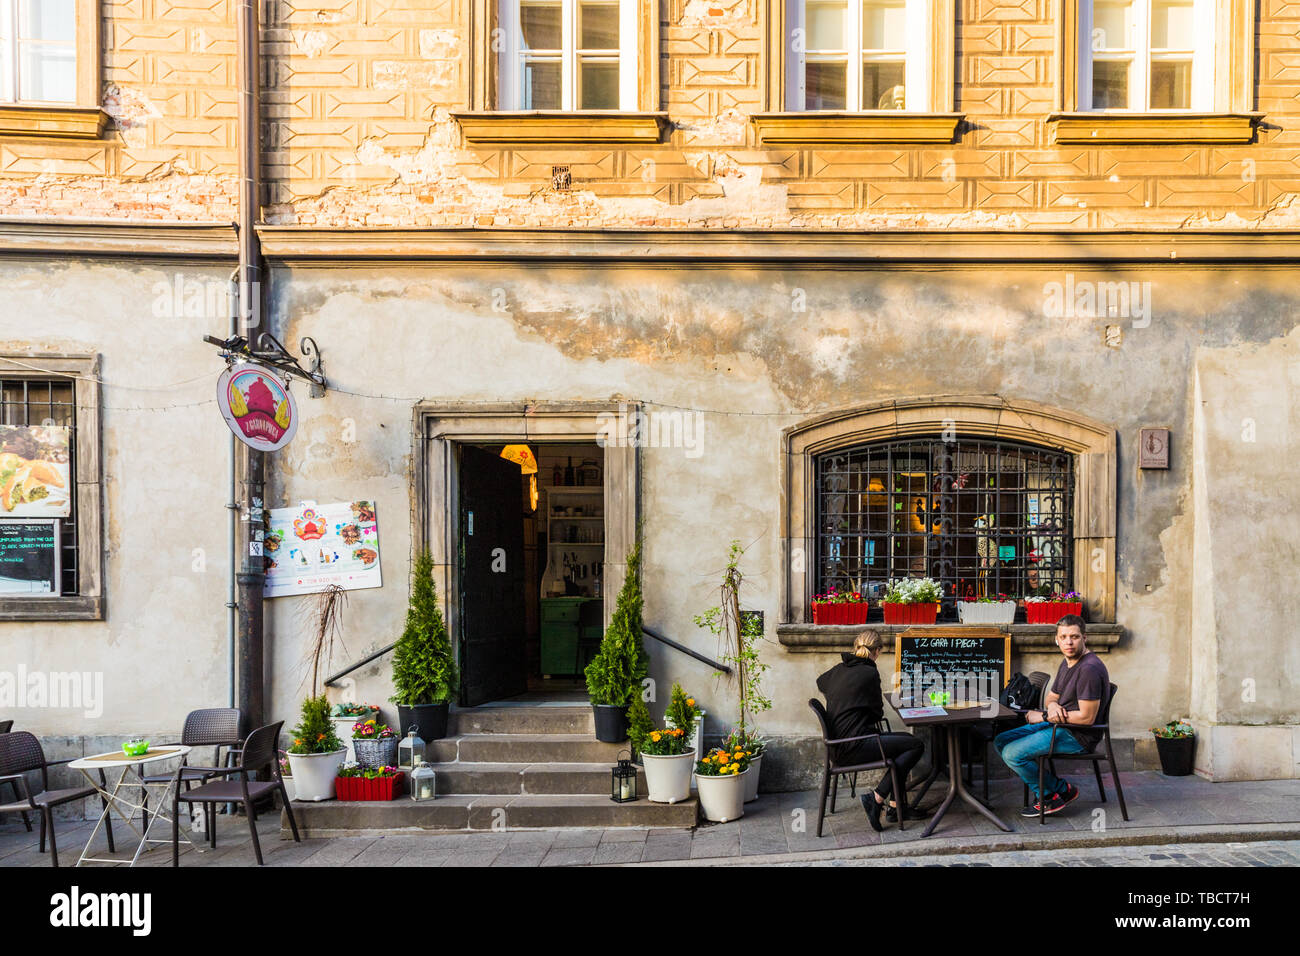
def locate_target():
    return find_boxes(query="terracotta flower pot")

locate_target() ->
[882,602,939,625]
[812,602,870,625]
[1025,601,1083,625]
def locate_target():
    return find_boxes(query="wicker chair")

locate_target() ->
[172,721,300,866]
[0,731,115,867]
[139,707,242,829]
[0,720,27,832]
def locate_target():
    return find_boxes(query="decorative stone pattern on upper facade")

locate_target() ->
[1,0,1298,228]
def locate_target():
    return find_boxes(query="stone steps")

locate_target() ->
[448,704,593,736]
[281,702,699,833]
[430,733,630,764]
[424,761,647,795]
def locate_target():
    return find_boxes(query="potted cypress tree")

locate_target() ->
[391,550,459,741]
[584,542,648,743]
[286,694,347,801]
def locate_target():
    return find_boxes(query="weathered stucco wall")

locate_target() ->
[1,257,1295,782]
[258,261,1300,779]
[0,259,234,742]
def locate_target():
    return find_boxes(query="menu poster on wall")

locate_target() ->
[264,500,382,599]
[0,425,72,518]
[0,519,61,595]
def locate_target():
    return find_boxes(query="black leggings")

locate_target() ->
[871,734,925,799]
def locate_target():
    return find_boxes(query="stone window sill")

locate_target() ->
[751,112,964,146]
[0,595,104,621]
[451,111,671,146]
[776,622,1123,653]
[0,104,110,140]
[1048,112,1262,145]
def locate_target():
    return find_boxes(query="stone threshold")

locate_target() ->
[777,623,1124,653]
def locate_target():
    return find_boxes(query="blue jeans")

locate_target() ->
[993,721,1087,798]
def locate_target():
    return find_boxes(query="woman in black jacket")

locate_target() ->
[816,629,926,831]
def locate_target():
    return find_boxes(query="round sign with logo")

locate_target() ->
[217,364,298,452]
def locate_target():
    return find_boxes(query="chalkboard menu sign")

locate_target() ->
[893,627,1010,705]
[0,519,61,596]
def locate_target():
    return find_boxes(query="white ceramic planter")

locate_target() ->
[281,775,296,802]
[641,749,695,804]
[743,754,763,802]
[286,749,346,801]
[957,601,1017,624]
[666,711,705,789]
[695,769,747,823]
[331,717,361,762]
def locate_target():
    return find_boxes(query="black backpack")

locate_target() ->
[1001,672,1037,710]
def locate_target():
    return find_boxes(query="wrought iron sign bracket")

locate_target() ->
[203,333,328,397]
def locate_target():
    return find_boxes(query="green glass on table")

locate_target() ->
[122,738,150,757]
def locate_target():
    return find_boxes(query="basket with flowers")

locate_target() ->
[1023,590,1083,624]
[639,725,694,804]
[351,719,399,769]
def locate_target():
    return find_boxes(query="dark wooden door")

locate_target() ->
[458,444,527,706]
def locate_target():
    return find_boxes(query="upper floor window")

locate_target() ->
[499,0,637,110]
[785,0,930,111]
[0,0,76,104]
[1081,0,1214,110]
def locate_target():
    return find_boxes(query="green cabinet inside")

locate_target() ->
[540,597,604,677]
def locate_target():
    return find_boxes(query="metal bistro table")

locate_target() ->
[67,746,200,866]
[890,696,1015,838]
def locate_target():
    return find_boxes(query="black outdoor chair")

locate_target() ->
[139,707,242,829]
[0,720,31,832]
[0,731,114,867]
[172,720,299,866]
[809,699,904,837]
[835,717,891,801]
[965,671,1050,801]
[1026,682,1129,825]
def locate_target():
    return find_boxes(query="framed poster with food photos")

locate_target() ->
[264,500,382,598]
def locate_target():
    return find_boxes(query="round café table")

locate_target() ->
[67,746,201,866]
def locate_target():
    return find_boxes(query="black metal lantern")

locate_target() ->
[610,750,638,803]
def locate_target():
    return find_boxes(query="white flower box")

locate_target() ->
[957,600,1017,624]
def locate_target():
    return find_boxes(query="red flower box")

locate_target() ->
[335,772,404,801]
[881,602,939,625]
[811,602,870,625]
[1025,602,1083,625]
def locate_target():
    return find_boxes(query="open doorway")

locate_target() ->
[457,441,607,706]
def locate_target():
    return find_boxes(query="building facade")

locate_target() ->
[2,0,1298,785]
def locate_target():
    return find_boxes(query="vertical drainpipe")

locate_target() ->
[228,270,239,710]
[235,0,265,733]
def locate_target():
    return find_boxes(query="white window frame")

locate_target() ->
[785,0,930,112]
[499,0,638,111]
[0,0,78,105]
[1079,0,1214,111]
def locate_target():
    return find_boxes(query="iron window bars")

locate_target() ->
[815,438,1073,622]
[0,377,77,595]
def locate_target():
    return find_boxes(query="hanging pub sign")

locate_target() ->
[0,519,61,595]
[216,364,298,452]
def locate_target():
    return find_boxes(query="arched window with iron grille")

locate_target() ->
[815,437,1074,621]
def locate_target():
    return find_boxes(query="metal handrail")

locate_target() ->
[325,642,396,688]
[642,625,731,675]
[324,626,731,687]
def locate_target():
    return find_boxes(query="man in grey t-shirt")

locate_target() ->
[994,615,1109,816]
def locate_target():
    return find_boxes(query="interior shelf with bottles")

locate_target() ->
[542,487,604,599]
